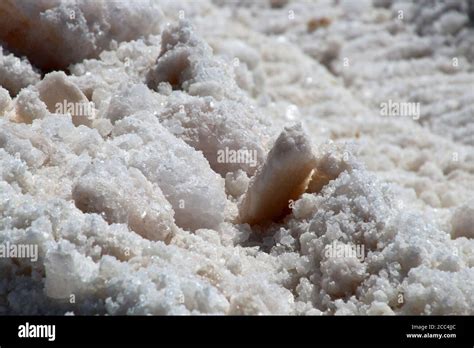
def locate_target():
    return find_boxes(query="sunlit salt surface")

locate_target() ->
[0,0,473,315]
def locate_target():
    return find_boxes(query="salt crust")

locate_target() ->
[0,0,473,315]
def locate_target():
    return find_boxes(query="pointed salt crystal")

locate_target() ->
[239,124,316,225]
[36,71,93,127]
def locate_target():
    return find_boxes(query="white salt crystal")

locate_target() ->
[36,72,94,127]
[239,123,316,225]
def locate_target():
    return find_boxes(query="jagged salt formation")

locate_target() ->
[0,47,41,97]
[0,0,163,70]
[147,21,273,175]
[110,111,228,231]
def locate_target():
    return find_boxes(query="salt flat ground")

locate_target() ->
[0,0,473,315]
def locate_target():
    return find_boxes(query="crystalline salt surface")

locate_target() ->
[111,111,227,231]
[72,159,176,242]
[0,0,163,70]
[0,0,473,315]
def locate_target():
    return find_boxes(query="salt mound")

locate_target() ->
[147,20,242,101]
[0,0,163,70]
[111,111,228,231]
